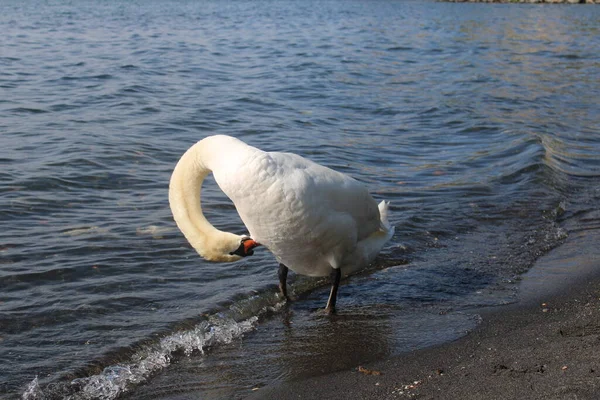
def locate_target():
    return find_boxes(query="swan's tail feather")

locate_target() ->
[378,200,392,231]
[345,200,394,275]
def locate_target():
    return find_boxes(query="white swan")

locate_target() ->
[169,135,394,312]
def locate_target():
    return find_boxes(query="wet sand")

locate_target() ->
[248,231,600,400]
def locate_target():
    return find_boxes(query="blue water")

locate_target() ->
[2,1,600,399]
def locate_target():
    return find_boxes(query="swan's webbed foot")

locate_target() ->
[278,263,290,301]
[325,267,341,314]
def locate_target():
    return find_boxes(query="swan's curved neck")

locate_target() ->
[168,137,243,262]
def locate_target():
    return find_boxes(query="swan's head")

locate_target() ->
[229,237,261,258]
[197,232,261,262]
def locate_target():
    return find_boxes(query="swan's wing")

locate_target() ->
[279,152,381,239]
[233,151,379,239]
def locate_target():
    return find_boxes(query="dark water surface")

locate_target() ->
[2,0,600,398]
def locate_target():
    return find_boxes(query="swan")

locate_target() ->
[169,135,394,312]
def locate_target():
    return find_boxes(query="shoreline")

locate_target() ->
[247,230,600,399]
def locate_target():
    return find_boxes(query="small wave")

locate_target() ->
[24,315,259,400]
[60,74,113,81]
[387,46,413,52]
[64,226,109,237]
[556,53,582,60]
[19,288,295,400]
[0,56,21,62]
[135,225,173,239]
[539,134,600,178]
[49,103,81,112]
[9,107,48,114]
[120,85,154,94]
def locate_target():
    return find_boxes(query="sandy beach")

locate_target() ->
[248,231,600,400]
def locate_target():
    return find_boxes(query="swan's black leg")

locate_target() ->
[325,268,342,313]
[278,263,289,301]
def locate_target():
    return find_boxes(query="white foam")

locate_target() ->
[21,376,43,400]
[23,315,258,400]
[73,315,257,399]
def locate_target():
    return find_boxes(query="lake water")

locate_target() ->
[2,0,600,399]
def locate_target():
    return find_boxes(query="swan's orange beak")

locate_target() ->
[242,238,260,255]
[230,238,261,257]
